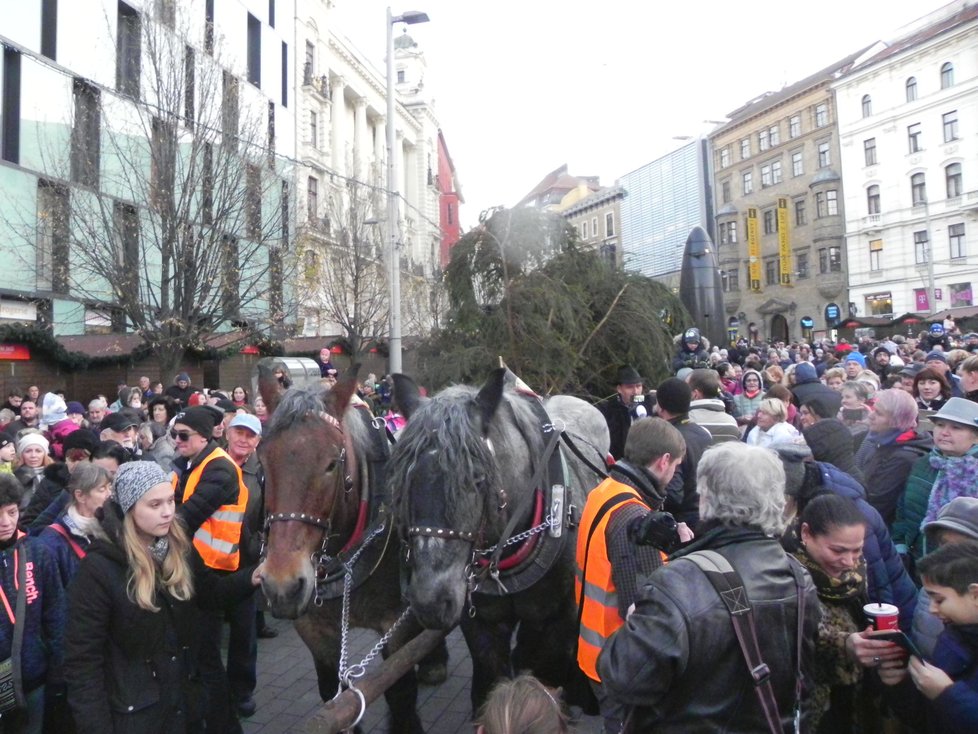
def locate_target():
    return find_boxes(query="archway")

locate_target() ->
[770,314,789,343]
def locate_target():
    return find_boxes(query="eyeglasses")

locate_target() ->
[170,429,199,442]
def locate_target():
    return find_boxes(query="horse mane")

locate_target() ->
[390,384,547,538]
[264,385,374,459]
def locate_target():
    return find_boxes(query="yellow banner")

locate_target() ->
[747,208,761,291]
[778,198,791,286]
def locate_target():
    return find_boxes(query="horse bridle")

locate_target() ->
[263,412,354,562]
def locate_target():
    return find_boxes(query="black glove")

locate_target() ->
[627,511,681,553]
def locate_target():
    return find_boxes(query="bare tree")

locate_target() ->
[21,7,296,381]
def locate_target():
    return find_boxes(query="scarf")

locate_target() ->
[853,427,902,467]
[923,449,978,526]
[149,537,170,565]
[65,505,108,542]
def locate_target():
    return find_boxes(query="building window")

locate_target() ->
[864,138,876,166]
[307,176,318,221]
[181,46,196,130]
[116,2,141,98]
[761,163,772,188]
[721,179,731,203]
[246,165,261,239]
[940,62,954,89]
[719,147,730,168]
[866,293,893,316]
[950,282,973,308]
[268,0,275,27]
[397,69,405,84]
[309,110,317,147]
[946,163,963,199]
[247,13,261,87]
[758,130,769,151]
[280,179,289,242]
[796,251,809,279]
[869,239,883,271]
[817,141,831,168]
[814,102,828,128]
[861,94,872,118]
[765,259,777,285]
[906,76,917,102]
[71,79,100,187]
[914,230,929,263]
[201,143,213,224]
[222,71,239,149]
[221,235,240,315]
[943,110,959,142]
[816,190,838,217]
[867,185,880,215]
[41,0,57,60]
[908,123,922,153]
[791,150,803,177]
[36,180,70,293]
[281,41,288,107]
[949,223,966,259]
[150,117,176,210]
[204,0,214,54]
[819,246,841,273]
[794,198,806,226]
[113,200,140,284]
[719,220,737,245]
[155,0,175,27]
[789,115,800,139]
[591,217,598,238]
[740,138,750,159]
[911,172,927,205]
[581,221,588,239]
[266,101,275,163]
[769,125,780,146]
[742,171,753,195]
[721,269,740,292]
[304,41,314,84]
[2,49,21,164]
[763,209,777,235]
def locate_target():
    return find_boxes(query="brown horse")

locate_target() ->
[256,365,424,733]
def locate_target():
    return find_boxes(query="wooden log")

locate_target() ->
[304,628,448,734]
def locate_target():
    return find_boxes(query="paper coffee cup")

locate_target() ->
[864,602,899,630]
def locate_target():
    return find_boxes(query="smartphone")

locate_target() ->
[872,630,925,659]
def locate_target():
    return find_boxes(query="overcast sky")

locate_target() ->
[333,0,953,229]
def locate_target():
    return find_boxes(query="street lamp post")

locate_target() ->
[386,7,429,375]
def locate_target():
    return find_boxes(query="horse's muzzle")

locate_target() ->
[262,574,312,620]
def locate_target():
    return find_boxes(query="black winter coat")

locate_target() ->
[63,509,256,734]
[857,429,932,525]
[598,525,821,733]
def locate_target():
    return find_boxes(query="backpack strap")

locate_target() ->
[11,545,28,710]
[49,523,86,560]
[683,550,787,734]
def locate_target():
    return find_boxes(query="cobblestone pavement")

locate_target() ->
[241,617,603,733]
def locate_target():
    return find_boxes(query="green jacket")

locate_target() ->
[892,452,937,560]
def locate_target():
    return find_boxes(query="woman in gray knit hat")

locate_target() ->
[63,462,261,733]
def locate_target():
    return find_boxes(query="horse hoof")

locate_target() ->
[417,662,447,686]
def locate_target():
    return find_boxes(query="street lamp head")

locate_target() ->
[393,10,430,25]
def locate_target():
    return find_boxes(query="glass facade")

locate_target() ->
[619,140,713,277]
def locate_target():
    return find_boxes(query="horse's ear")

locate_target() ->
[474,368,506,433]
[257,360,285,414]
[392,374,422,419]
[327,373,359,415]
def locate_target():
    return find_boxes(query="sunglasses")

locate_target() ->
[170,429,199,442]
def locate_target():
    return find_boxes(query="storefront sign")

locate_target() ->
[0,344,31,360]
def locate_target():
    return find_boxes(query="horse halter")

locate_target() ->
[263,411,354,560]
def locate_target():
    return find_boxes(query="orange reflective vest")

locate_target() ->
[172,447,249,572]
[575,478,664,682]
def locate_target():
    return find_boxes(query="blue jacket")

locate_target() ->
[0,533,66,691]
[816,462,918,631]
[35,516,95,590]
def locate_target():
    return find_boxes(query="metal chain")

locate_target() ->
[477,514,554,557]
[334,522,412,690]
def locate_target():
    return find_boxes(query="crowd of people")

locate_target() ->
[4,328,978,733]
[571,323,978,733]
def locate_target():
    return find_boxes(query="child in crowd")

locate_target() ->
[839,382,872,431]
[880,540,978,732]
[0,433,14,474]
[475,674,569,734]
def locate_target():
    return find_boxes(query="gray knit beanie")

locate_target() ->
[113,461,170,513]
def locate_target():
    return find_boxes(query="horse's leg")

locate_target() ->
[380,616,425,734]
[295,614,342,702]
[416,636,449,685]
[461,610,516,715]
[512,612,576,688]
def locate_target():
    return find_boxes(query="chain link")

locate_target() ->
[477,514,554,557]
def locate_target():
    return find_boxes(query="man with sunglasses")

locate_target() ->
[169,406,249,734]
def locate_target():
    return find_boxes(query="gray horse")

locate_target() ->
[390,368,609,713]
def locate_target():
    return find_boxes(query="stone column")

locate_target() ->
[330,76,346,176]
[353,96,368,180]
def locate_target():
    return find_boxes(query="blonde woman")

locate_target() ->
[64,462,260,734]
[745,398,802,448]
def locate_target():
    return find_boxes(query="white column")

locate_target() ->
[330,76,346,176]
[353,96,368,179]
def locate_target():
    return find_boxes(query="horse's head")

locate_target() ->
[258,370,361,619]
[390,369,509,630]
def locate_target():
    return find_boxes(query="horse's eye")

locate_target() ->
[325,460,338,473]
